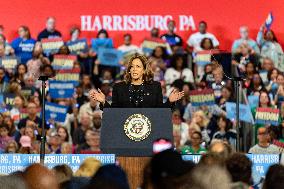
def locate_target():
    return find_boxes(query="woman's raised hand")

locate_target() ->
[169,88,185,103]
[89,89,106,105]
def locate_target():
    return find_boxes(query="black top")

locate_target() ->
[103,81,172,108]
[37,29,62,41]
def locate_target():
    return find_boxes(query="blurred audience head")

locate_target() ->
[97,29,109,39]
[52,164,73,184]
[263,164,284,189]
[61,142,72,154]
[123,33,132,45]
[46,17,56,31]
[5,140,18,153]
[0,175,28,189]
[86,164,129,189]
[23,163,58,189]
[239,26,249,39]
[167,20,176,33]
[188,165,231,189]
[199,21,207,34]
[151,27,159,38]
[208,140,233,159]
[225,153,252,185]
[74,157,101,177]
[150,149,195,189]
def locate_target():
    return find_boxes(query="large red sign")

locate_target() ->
[0,0,283,50]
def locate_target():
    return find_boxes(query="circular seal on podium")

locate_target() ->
[124,114,151,142]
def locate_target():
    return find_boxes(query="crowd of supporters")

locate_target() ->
[1,146,284,189]
[0,16,283,155]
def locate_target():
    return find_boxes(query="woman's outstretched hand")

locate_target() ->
[89,89,106,105]
[169,89,185,103]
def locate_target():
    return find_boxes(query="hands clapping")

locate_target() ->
[169,89,185,103]
[89,89,106,105]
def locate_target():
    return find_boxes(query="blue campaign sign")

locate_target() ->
[45,102,68,123]
[248,95,259,109]
[225,102,254,123]
[91,38,113,52]
[248,154,279,188]
[97,48,123,67]
[49,80,75,99]
[66,38,88,54]
[0,154,115,175]
[182,154,279,188]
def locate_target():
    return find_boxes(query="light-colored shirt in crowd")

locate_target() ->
[257,31,284,72]
[231,38,260,54]
[187,32,219,52]
[248,144,280,154]
[164,68,194,85]
[173,122,189,146]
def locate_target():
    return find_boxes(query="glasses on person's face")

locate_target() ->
[258,132,267,136]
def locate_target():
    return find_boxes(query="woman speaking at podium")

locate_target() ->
[89,54,184,108]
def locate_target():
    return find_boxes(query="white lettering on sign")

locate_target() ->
[81,15,196,31]
[45,105,66,114]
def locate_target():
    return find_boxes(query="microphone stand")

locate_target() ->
[233,77,244,152]
[38,76,49,164]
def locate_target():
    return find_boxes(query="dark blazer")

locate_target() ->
[103,81,171,108]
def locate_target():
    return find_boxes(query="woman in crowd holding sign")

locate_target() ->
[89,54,184,108]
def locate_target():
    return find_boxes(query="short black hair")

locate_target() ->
[199,21,207,26]
[192,131,202,139]
[225,153,252,185]
[96,29,109,38]
[123,33,132,39]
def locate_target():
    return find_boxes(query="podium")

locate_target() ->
[101,108,173,156]
[101,108,173,188]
